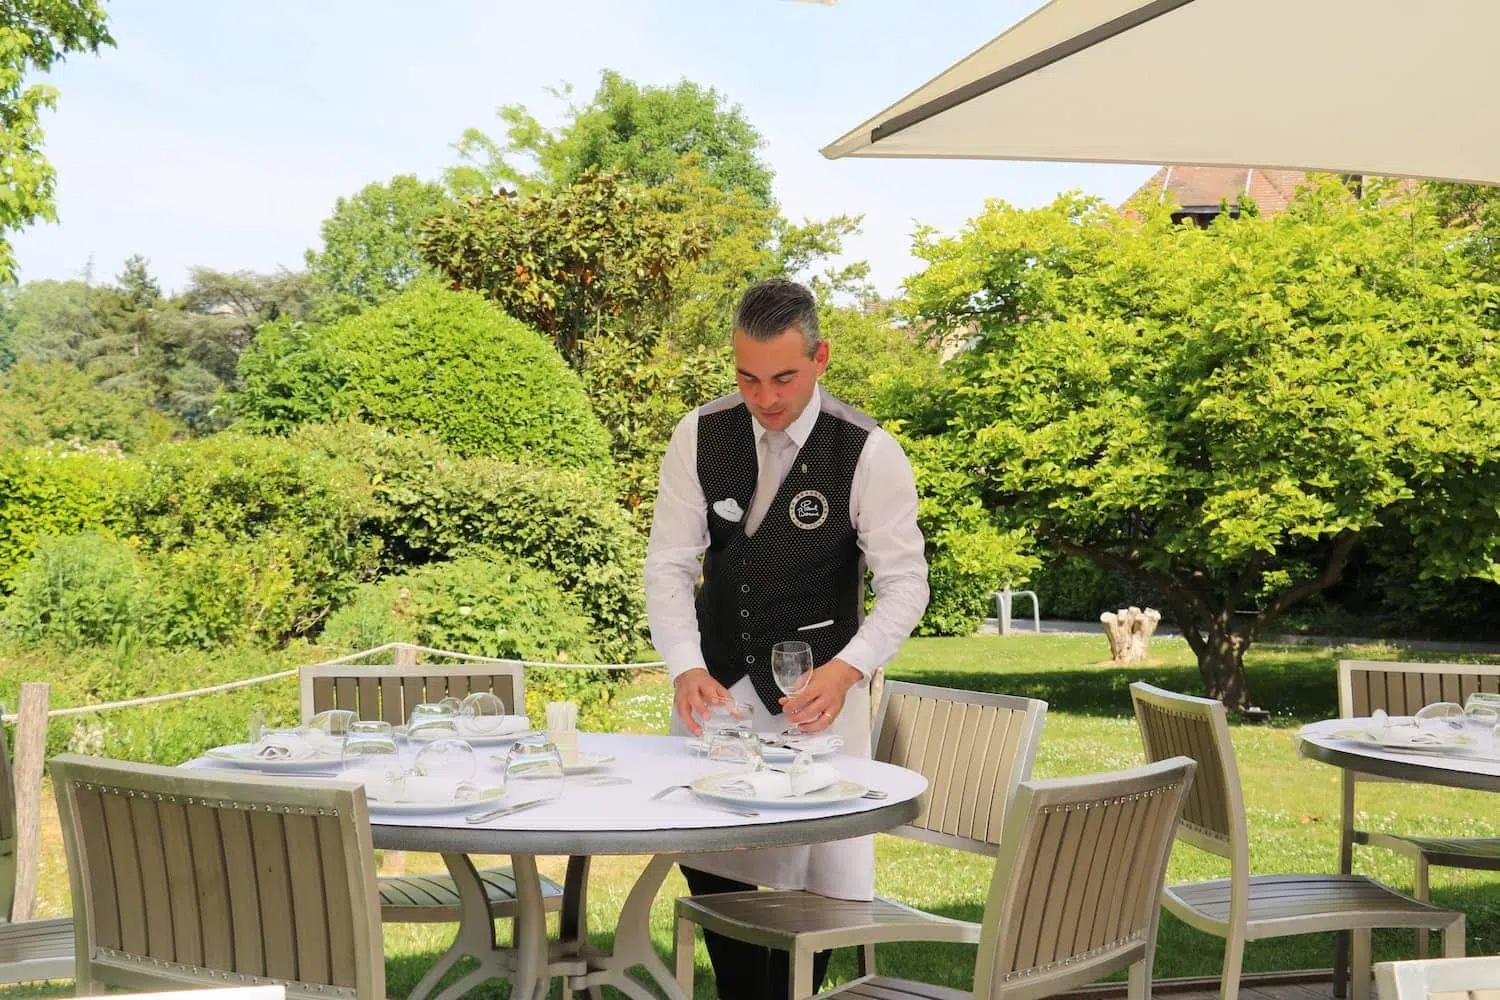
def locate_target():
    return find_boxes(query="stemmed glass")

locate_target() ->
[459,691,509,737]
[771,640,815,733]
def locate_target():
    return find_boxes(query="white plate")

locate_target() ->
[685,734,845,762]
[396,723,537,746]
[1336,727,1485,755]
[365,787,505,815]
[205,743,342,772]
[690,773,868,809]
[563,752,614,775]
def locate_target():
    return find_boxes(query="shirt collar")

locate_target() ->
[752,385,823,449]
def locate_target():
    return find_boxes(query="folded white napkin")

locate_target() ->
[763,732,845,755]
[373,775,479,804]
[455,714,529,738]
[723,758,841,799]
[254,731,335,760]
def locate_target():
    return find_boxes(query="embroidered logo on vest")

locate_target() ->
[789,490,829,530]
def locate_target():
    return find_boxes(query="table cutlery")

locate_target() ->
[650,784,760,817]
[861,789,889,799]
[465,797,549,824]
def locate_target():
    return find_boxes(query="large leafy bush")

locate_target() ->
[2,532,153,648]
[291,422,647,659]
[0,447,137,592]
[234,281,613,472]
[321,553,620,714]
[117,434,378,641]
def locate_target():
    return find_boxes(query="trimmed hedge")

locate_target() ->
[235,281,613,473]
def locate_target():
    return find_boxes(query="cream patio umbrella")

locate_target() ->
[823,0,1500,186]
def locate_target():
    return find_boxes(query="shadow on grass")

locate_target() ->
[893,655,1339,724]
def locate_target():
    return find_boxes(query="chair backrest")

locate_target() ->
[1129,682,1248,872]
[872,680,1047,854]
[1339,659,1500,718]
[300,643,525,725]
[50,755,384,1000]
[971,757,1197,1000]
[1375,956,1500,1000]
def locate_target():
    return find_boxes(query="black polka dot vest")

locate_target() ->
[694,391,874,713]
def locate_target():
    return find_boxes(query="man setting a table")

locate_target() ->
[645,276,930,1000]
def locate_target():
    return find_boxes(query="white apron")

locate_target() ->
[671,673,875,901]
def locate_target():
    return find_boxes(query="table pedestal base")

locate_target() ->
[408,852,688,1000]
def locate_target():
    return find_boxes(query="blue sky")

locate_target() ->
[11,0,1155,298]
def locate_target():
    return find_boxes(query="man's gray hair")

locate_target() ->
[733,277,820,354]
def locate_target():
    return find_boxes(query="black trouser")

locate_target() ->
[681,865,833,1000]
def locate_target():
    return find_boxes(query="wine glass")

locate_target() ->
[407,702,461,743]
[770,640,815,733]
[340,720,403,798]
[410,738,479,802]
[1464,692,1500,739]
[1414,701,1465,737]
[503,734,565,801]
[706,728,765,775]
[459,691,509,737]
[306,708,357,753]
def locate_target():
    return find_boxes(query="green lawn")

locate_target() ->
[9,633,1500,999]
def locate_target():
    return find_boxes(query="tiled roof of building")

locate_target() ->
[1127,165,1310,215]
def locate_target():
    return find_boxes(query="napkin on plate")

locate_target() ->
[722,756,841,798]
[254,730,335,760]
[373,775,478,804]
[763,732,845,755]
[456,714,529,738]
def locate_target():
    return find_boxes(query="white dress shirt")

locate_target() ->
[645,385,929,681]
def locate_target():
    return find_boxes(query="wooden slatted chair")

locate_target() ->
[0,683,73,986]
[50,754,384,1000]
[1338,660,1500,918]
[1375,956,1500,1000]
[673,681,1047,1000]
[815,757,1198,1000]
[1130,682,1466,1000]
[299,643,565,928]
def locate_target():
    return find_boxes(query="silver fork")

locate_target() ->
[650,784,760,818]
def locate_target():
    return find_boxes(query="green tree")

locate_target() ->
[234,281,614,472]
[0,277,103,367]
[0,0,113,281]
[305,174,453,315]
[904,180,1500,709]
[0,359,174,449]
[421,168,709,369]
[448,70,774,207]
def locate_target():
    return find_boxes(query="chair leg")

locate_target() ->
[1219,930,1246,1000]
[1443,916,1466,959]
[1127,957,1151,1000]
[1350,928,1372,1000]
[1413,856,1432,960]
[858,942,876,977]
[674,916,696,997]
[792,944,815,1000]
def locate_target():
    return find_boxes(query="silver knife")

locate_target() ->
[465,798,549,824]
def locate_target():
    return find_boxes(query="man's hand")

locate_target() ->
[779,658,862,732]
[673,667,731,736]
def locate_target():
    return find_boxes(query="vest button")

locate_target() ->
[740,584,750,593]
[741,632,750,640]
[745,655,755,664]
[740,609,750,618]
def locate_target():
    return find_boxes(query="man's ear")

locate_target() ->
[813,340,830,376]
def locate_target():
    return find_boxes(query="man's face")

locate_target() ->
[732,326,829,432]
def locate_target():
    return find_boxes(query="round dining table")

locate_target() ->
[201,731,928,1000]
[1295,717,1500,792]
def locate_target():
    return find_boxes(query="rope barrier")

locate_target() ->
[0,654,669,723]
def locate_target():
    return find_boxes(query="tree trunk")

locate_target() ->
[1100,606,1161,663]
[1197,618,1252,711]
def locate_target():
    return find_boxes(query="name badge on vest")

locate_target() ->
[789,490,829,530]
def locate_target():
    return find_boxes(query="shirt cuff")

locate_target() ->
[665,642,708,682]
[832,636,877,680]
